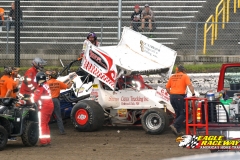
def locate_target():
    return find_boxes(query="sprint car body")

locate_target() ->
[66,27,180,134]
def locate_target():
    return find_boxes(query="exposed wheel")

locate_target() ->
[21,121,39,147]
[0,125,8,151]
[71,100,104,132]
[141,108,169,135]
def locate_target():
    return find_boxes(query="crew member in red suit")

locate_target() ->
[32,72,54,147]
[19,57,47,98]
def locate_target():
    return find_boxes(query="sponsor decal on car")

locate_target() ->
[92,84,98,89]
[117,109,128,118]
[155,86,170,104]
[108,95,149,105]
[81,45,118,90]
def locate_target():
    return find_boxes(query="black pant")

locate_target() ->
[52,98,65,133]
[170,94,186,133]
[132,21,141,31]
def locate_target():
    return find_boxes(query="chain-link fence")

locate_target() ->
[0,0,240,67]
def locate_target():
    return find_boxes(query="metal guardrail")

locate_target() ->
[203,15,214,54]
[203,0,240,54]
[215,0,226,40]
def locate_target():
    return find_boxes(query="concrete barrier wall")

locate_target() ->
[0,54,78,67]
[0,54,239,67]
[176,55,240,63]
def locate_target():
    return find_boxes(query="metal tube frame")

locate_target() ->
[118,0,122,41]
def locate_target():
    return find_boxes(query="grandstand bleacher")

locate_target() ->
[0,0,214,55]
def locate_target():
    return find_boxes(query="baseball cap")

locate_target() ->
[12,67,20,72]
[134,4,140,9]
[145,4,149,7]
[177,65,186,72]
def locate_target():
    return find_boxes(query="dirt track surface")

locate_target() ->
[1,119,209,160]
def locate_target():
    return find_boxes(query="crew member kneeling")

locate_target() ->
[32,72,54,147]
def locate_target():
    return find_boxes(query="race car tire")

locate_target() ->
[71,100,104,132]
[21,121,39,147]
[141,108,169,135]
[0,125,8,151]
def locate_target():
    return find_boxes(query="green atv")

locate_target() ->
[0,98,39,151]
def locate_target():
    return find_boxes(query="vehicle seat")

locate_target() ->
[2,98,16,106]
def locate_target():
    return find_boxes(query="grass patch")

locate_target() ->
[0,66,80,77]
[0,63,223,76]
[177,63,222,73]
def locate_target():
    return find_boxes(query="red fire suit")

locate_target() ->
[33,82,54,145]
[19,67,38,97]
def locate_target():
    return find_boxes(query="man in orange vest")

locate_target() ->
[166,65,195,136]
[11,67,20,98]
[46,70,72,135]
[0,8,4,26]
[0,67,14,98]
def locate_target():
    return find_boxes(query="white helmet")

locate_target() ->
[32,57,47,71]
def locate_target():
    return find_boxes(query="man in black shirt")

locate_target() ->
[130,4,142,32]
[6,2,23,31]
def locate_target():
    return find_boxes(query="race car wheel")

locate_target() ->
[0,125,8,151]
[21,121,39,147]
[71,100,104,132]
[75,109,89,126]
[141,108,169,135]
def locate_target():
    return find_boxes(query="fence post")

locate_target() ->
[14,0,21,67]
[118,0,122,41]
[194,22,199,58]
[100,21,103,46]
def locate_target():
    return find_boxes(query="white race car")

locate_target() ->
[60,27,195,134]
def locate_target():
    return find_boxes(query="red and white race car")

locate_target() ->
[63,27,196,134]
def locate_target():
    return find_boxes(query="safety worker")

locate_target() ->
[32,72,54,147]
[11,67,20,98]
[0,67,14,98]
[46,70,72,135]
[19,57,47,99]
[165,65,195,136]
[80,32,100,58]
